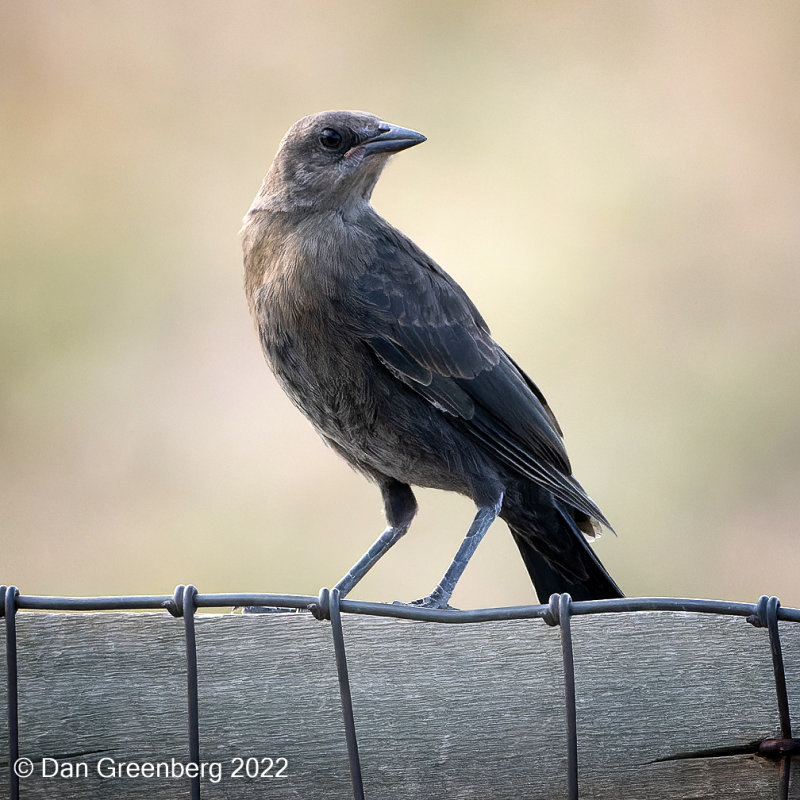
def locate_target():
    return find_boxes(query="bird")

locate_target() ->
[241,110,623,608]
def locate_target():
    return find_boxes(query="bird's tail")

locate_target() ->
[501,481,624,603]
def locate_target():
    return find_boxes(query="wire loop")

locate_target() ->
[164,584,186,617]
[310,586,332,621]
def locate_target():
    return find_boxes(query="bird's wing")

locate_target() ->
[347,226,608,525]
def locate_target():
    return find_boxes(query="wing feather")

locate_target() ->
[347,221,607,524]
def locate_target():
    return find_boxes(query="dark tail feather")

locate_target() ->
[511,530,623,603]
[502,483,624,604]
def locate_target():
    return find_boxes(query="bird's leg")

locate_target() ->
[334,480,417,598]
[413,492,504,610]
[334,528,404,598]
[242,480,415,613]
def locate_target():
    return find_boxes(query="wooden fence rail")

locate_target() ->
[1,609,798,799]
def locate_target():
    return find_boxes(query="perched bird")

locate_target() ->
[241,110,623,607]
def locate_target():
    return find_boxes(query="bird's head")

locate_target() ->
[250,110,426,215]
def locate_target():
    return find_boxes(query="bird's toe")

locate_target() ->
[393,596,458,610]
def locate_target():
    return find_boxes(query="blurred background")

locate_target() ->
[1,1,799,607]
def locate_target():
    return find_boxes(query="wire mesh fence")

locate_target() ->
[2,585,799,800]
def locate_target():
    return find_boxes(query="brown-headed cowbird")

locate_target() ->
[241,110,623,607]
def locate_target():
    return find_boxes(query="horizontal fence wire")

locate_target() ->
[2,586,799,800]
[5,591,800,621]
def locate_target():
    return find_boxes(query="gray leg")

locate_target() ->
[334,480,417,598]
[415,492,504,609]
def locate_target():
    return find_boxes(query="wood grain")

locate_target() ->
[0,610,797,798]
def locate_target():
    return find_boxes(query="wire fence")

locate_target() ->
[2,585,799,800]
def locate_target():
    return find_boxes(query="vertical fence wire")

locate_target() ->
[327,588,366,800]
[164,585,202,800]
[545,592,578,800]
[3,587,20,800]
[183,585,201,800]
[748,595,795,800]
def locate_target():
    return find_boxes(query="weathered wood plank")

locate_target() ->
[0,611,797,799]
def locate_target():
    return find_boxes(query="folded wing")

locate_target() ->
[346,225,610,527]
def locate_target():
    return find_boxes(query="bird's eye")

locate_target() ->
[319,128,344,150]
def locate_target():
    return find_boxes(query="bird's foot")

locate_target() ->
[393,595,458,611]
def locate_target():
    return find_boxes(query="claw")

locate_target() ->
[393,596,458,611]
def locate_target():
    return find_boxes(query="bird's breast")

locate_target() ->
[255,273,382,438]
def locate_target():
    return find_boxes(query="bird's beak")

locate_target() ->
[362,123,426,155]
